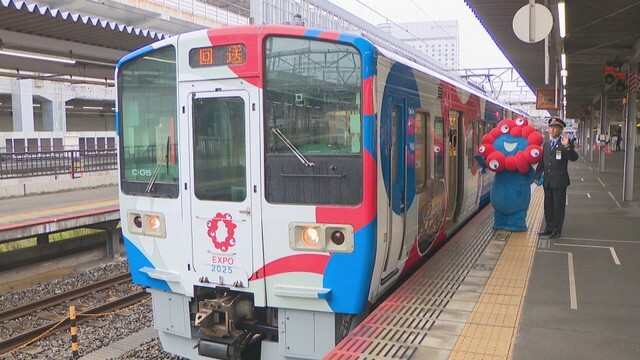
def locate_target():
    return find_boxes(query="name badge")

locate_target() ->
[555,150,562,160]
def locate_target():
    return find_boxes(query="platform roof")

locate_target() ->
[464,0,640,119]
[0,0,170,83]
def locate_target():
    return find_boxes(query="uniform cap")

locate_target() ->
[548,116,566,128]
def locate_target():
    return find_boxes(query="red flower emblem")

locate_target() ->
[206,212,237,252]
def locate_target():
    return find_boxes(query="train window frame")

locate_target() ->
[263,36,363,157]
[466,117,476,170]
[262,35,363,206]
[415,110,430,192]
[192,95,247,202]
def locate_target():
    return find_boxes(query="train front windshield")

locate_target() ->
[117,46,179,198]
[264,37,363,205]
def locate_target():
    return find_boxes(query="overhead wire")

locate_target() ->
[353,0,461,70]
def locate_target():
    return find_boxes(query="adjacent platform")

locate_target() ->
[328,149,640,360]
[0,186,118,241]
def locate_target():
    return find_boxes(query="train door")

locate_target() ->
[446,109,463,226]
[185,88,259,289]
[381,99,406,282]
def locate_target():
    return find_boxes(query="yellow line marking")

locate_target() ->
[450,186,544,360]
[0,200,119,224]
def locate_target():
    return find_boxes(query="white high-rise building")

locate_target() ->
[379,20,459,70]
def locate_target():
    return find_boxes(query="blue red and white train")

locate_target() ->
[115,24,526,360]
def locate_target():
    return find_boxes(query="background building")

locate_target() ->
[379,20,459,70]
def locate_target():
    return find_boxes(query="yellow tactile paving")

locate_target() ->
[450,186,544,360]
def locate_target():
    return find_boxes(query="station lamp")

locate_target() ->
[0,48,76,64]
[558,2,566,38]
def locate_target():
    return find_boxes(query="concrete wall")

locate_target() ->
[0,171,118,199]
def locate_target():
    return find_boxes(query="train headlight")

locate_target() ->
[143,213,166,238]
[127,211,166,238]
[301,227,321,246]
[289,223,353,253]
[147,215,162,233]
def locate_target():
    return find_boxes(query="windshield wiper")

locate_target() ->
[145,136,170,193]
[272,128,314,167]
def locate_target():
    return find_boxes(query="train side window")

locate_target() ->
[415,110,430,191]
[466,117,475,169]
[434,116,444,180]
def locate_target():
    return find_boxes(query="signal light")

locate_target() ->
[603,66,616,84]
[614,71,627,93]
[133,215,143,229]
[330,230,345,245]
[615,80,627,93]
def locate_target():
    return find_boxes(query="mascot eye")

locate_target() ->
[515,118,525,126]
[434,145,442,153]
[489,159,500,169]
[479,145,486,152]
[530,149,540,157]
[500,125,510,133]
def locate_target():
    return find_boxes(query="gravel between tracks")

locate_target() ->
[0,260,184,359]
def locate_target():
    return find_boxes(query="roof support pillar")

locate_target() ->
[588,107,595,162]
[42,99,67,132]
[622,62,637,201]
[11,78,34,132]
[598,92,607,173]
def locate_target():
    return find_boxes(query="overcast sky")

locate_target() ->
[327,0,512,70]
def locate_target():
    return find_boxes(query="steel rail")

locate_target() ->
[0,273,131,323]
[0,290,149,354]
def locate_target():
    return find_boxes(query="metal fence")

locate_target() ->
[0,149,117,179]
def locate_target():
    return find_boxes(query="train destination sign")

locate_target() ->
[189,44,246,68]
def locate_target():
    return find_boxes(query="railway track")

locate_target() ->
[0,273,131,323]
[0,273,149,355]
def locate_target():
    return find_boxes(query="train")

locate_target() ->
[115,24,525,360]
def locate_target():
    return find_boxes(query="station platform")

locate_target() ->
[0,185,118,242]
[0,185,120,289]
[327,149,640,360]
[0,185,118,231]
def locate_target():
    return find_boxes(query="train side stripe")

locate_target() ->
[115,112,120,136]
[342,35,377,80]
[122,236,171,292]
[116,44,155,69]
[323,218,376,314]
[248,254,330,281]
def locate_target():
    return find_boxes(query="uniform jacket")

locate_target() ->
[534,138,579,188]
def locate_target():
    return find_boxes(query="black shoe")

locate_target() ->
[538,230,552,236]
[549,232,561,239]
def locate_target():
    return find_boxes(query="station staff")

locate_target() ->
[533,116,579,239]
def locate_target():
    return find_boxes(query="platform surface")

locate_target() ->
[327,149,640,360]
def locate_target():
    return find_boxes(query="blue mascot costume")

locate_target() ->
[475,118,543,231]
